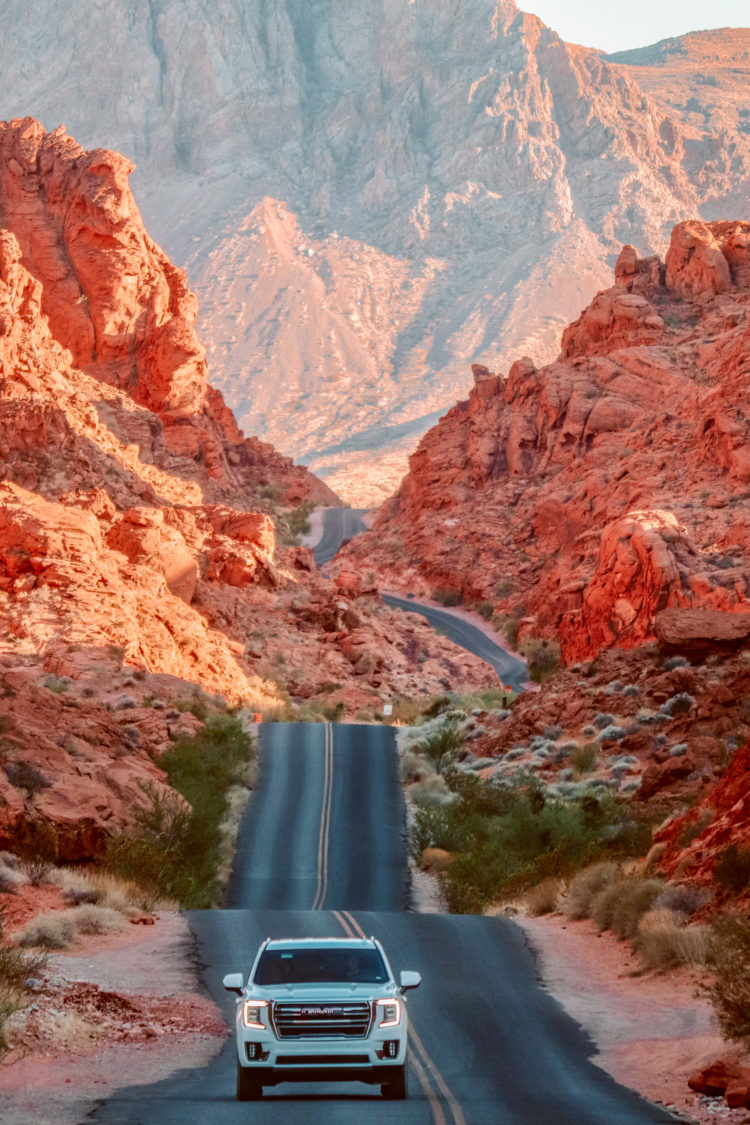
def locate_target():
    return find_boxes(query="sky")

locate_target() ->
[524,0,750,54]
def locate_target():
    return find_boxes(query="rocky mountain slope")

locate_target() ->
[0,3,747,502]
[341,218,750,659]
[0,118,498,858]
[339,217,750,883]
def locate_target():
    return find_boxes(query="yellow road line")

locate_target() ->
[331,909,356,937]
[312,722,334,910]
[336,911,466,1125]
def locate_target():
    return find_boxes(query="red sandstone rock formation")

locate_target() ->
[340,219,750,664]
[0,119,498,858]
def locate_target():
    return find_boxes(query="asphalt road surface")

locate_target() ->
[313,508,528,690]
[90,723,678,1125]
[225,722,408,912]
[313,506,369,566]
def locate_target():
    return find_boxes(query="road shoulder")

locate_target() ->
[0,911,226,1125]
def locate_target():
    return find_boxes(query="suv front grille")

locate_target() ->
[273,1001,371,1039]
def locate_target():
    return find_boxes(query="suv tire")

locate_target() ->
[236,1062,263,1101]
[381,1063,407,1100]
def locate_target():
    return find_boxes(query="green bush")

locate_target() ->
[414,723,464,770]
[708,916,750,1045]
[475,601,495,621]
[0,907,46,1049]
[433,588,463,607]
[104,715,255,908]
[413,771,645,915]
[715,844,750,894]
[519,637,561,683]
[572,743,598,777]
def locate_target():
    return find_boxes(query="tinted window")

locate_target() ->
[254,947,388,985]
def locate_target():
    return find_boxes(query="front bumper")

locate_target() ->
[236,1029,408,1077]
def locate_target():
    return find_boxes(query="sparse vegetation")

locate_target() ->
[519,637,561,683]
[104,714,255,908]
[708,916,750,1046]
[562,861,621,920]
[635,908,711,972]
[0,907,46,1049]
[572,743,598,777]
[433,588,463,607]
[715,843,750,894]
[412,770,651,914]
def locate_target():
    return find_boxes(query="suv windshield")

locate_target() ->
[254,947,388,985]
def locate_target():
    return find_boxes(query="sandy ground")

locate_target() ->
[0,912,226,1125]
[515,914,747,1125]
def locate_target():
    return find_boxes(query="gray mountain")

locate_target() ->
[1,2,748,501]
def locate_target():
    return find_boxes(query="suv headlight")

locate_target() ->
[375,998,401,1028]
[242,1000,268,1029]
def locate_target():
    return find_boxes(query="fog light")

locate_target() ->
[384,1040,399,1058]
[246,1042,262,1061]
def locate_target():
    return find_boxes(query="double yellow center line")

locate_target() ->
[311,722,334,911]
[333,909,467,1125]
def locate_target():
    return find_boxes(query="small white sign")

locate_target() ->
[383,704,393,716]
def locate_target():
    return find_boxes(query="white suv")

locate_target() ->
[223,936,421,1100]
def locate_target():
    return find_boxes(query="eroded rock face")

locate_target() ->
[0,121,498,857]
[340,220,750,661]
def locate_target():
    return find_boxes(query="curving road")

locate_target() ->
[90,723,678,1125]
[312,507,527,691]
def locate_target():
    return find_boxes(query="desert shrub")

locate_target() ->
[563,861,622,920]
[475,601,495,620]
[283,500,314,542]
[104,715,255,908]
[715,844,750,894]
[175,695,209,720]
[400,751,431,784]
[410,775,454,808]
[64,905,125,935]
[433,588,463,607]
[0,907,46,1049]
[414,723,464,770]
[4,761,51,794]
[635,908,712,972]
[519,637,561,684]
[415,769,647,915]
[708,916,750,1046]
[593,712,615,730]
[663,656,689,671]
[653,883,711,917]
[17,912,75,950]
[524,877,563,916]
[591,876,663,940]
[660,693,695,717]
[678,809,714,847]
[503,618,519,647]
[597,725,627,743]
[543,724,563,740]
[572,743,598,777]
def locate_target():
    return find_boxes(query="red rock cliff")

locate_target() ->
[341,220,750,662]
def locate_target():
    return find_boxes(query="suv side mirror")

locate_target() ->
[399,970,421,992]
[223,972,244,995]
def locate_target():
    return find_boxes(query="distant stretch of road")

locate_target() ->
[225,723,408,912]
[91,724,675,1125]
[313,507,370,566]
[313,508,527,691]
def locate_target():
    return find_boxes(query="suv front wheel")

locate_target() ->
[381,1063,407,1100]
[236,1062,263,1101]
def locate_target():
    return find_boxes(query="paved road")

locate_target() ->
[89,906,675,1124]
[90,723,677,1125]
[225,723,408,912]
[383,593,527,692]
[313,508,528,690]
[314,507,369,566]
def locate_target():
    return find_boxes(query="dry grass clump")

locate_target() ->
[410,775,454,808]
[709,916,750,1046]
[634,908,712,972]
[63,904,125,935]
[16,912,76,950]
[562,862,621,920]
[590,876,663,940]
[51,867,174,913]
[524,877,564,917]
[0,854,27,894]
